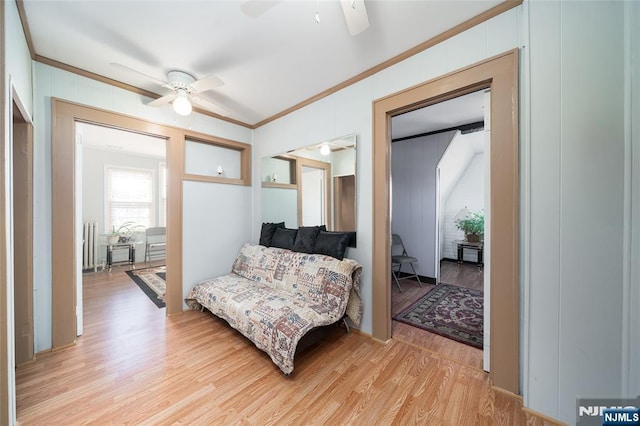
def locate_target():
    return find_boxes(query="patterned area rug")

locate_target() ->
[126,266,166,308]
[393,283,483,349]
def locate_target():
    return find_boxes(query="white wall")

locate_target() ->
[82,146,165,264]
[182,181,251,307]
[261,157,293,183]
[390,131,454,278]
[438,131,472,205]
[441,153,485,261]
[32,62,252,352]
[625,0,640,399]
[184,140,242,179]
[332,148,356,177]
[4,2,33,423]
[6,0,32,117]
[525,1,633,423]
[261,187,298,228]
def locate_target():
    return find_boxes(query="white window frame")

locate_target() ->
[158,162,167,227]
[104,165,156,233]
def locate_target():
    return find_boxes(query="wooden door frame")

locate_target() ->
[51,99,184,348]
[12,103,33,366]
[372,49,520,393]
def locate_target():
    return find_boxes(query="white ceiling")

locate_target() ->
[21,0,502,127]
[391,90,486,139]
[78,122,167,158]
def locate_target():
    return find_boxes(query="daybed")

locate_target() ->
[185,242,363,375]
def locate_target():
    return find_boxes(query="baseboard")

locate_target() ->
[441,257,482,266]
[521,407,567,426]
[395,271,436,284]
[491,385,566,426]
[349,327,372,339]
[491,385,523,401]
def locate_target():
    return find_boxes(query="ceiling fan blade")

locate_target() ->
[190,94,230,117]
[188,74,224,93]
[340,0,370,36]
[147,93,176,107]
[241,0,280,18]
[110,62,169,88]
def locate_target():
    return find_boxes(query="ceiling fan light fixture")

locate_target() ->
[173,90,192,116]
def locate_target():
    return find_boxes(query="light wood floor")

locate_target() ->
[391,261,484,369]
[15,265,528,424]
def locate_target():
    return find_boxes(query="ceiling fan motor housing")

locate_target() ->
[167,70,196,92]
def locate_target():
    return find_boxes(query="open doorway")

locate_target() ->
[77,122,168,329]
[296,157,331,229]
[50,99,184,349]
[300,166,326,226]
[372,50,519,393]
[389,90,488,369]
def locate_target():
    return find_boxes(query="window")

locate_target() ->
[105,166,154,232]
[159,162,167,227]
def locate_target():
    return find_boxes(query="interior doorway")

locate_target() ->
[12,101,34,367]
[296,157,331,229]
[300,166,326,226]
[51,99,184,349]
[372,49,519,393]
[77,122,168,325]
[389,89,489,369]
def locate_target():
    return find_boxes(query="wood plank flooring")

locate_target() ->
[391,261,484,369]
[15,265,527,424]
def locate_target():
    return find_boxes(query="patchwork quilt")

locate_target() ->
[185,243,363,375]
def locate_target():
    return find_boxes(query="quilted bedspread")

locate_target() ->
[185,243,363,375]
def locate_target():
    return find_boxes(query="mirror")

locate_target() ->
[261,134,357,235]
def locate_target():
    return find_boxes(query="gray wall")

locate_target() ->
[390,131,455,278]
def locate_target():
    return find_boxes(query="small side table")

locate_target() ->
[105,242,136,272]
[453,240,484,269]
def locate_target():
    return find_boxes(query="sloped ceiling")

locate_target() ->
[20,0,506,127]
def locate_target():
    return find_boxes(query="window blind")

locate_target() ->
[159,162,167,227]
[105,166,153,232]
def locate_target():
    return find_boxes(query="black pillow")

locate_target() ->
[314,231,350,260]
[292,226,323,253]
[259,222,285,247]
[270,227,298,250]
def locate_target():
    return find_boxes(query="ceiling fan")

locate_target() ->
[111,63,230,117]
[242,0,370,36]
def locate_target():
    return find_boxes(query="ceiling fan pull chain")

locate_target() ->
[315,0,320,23]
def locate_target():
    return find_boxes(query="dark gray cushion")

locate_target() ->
[259,222,285,247]
[270,227,298,250]
[292,226,324,253]
[314,231,350,260]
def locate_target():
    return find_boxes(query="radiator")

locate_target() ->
[83,221,98,271]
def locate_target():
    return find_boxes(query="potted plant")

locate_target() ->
[455,210,484,242]
[108,222,144,244]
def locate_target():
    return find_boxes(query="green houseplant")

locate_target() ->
[108,221,145,244]
[455,210,484,242]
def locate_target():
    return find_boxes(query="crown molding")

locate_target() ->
[15,0,522,130]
